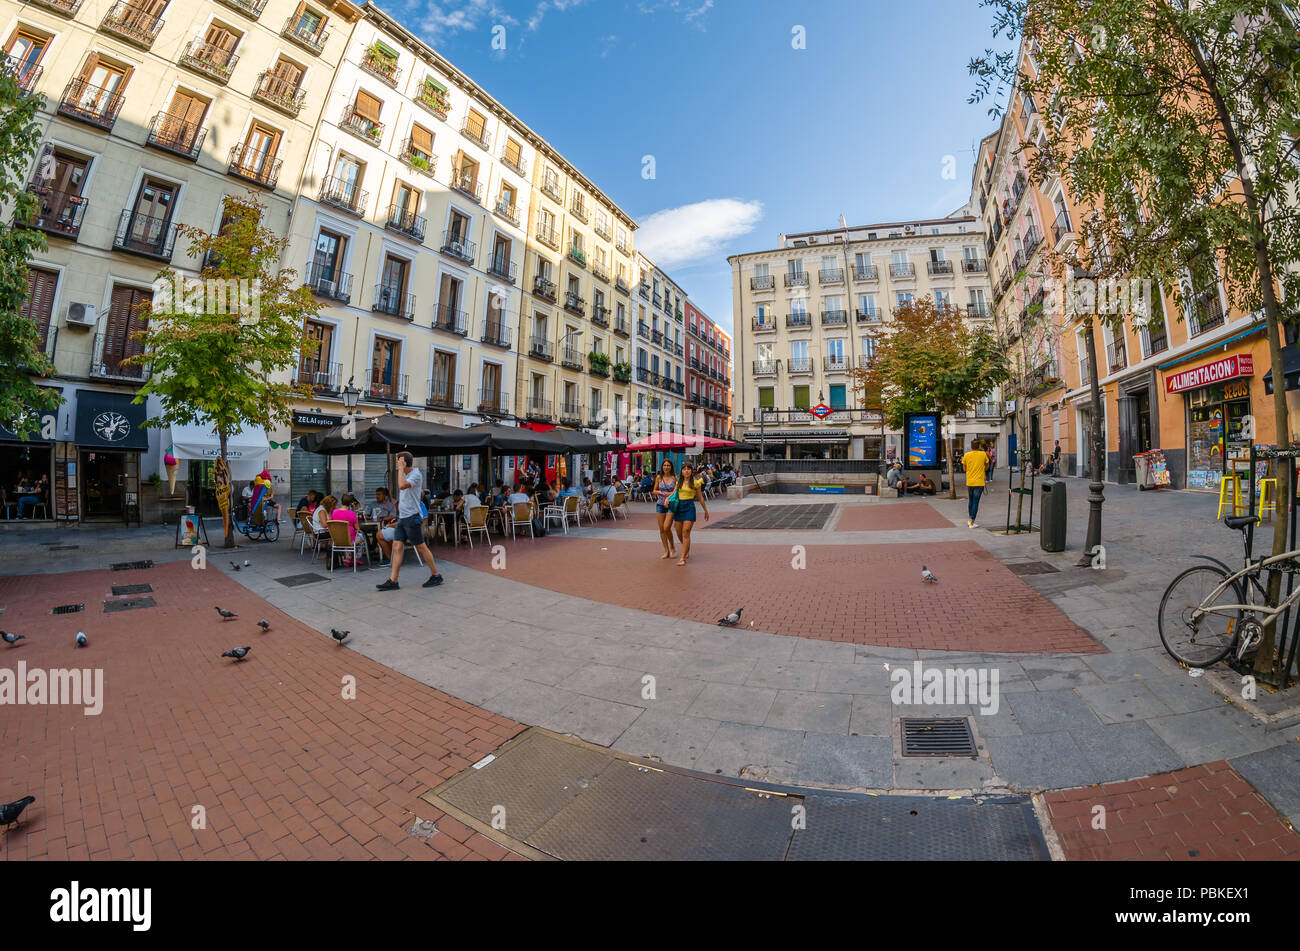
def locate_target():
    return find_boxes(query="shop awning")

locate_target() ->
[170,419,270,481]
[297,415,490,455]
[0,387,61,443]
[1263,345,1300,395]
[74,389,148,451]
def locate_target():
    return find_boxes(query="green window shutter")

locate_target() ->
[425,76,448,94]
[375,40,399,59]
[829,385,846,410]
[758,387,774,408]
[793,386,810,410]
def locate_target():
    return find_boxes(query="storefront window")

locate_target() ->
[1186,380,1251,487]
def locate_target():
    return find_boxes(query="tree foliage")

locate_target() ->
[0,69,61,435]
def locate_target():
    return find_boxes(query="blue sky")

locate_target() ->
[378,0,1014,332]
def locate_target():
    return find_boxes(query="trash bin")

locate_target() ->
[1040,479,1067,552]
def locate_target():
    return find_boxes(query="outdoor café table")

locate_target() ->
[428,509,460,546]
[358,521,381,555]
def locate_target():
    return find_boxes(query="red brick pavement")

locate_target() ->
[443,536,1102,653]
[834,502,955,532]
[0,561,525,861]
[1046,762,1300,860]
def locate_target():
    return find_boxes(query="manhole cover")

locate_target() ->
[1005,561,1060,575]
[51,603,85,615]
[274,572,330,587]
[901,717,978,758]
[110,560,154,571]
[103,596,156,613]
[111,584,153,596]
[712,504,837,530]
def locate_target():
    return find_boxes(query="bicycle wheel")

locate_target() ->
[263,519,280,542]
[1158,565,1243,667]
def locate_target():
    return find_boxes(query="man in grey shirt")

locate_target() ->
[376,451,442,591]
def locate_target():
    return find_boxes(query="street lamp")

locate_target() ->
[1072,268,1106,568]
[341,377,360,493]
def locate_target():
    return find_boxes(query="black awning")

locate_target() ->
[0,388,60,444]
[74,389,149,450]
[1263,346,1300,395]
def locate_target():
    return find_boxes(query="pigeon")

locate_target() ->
[330,628,350,645]
[75,631,87,648]
[257,620,270,632]
[0,795,35,830]
[243,560,251,567]
[215,606,237,621]
[230,562,241,571]
[221,646,251,661]
[921,566,938,584]
[1,631,24,646]
[717,608,743,627]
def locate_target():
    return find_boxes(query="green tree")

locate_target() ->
[855,297,1010,498]
[971,0,1300,675]
[0,68,61,434]
[127,194,319,547]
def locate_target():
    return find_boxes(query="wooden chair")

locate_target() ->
[611,490,629,520]
[296,512,319,556]
[464,504,491,548]
[326,520,369,573]
[509,500,535,539]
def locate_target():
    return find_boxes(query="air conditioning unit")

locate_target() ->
[317,279,337,298]
[904,223,915,234]
[65,302,97,327]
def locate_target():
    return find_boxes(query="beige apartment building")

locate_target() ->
[1,0,358,521]
[729,215,999,461]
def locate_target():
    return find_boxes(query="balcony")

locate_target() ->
[20,186,88,239]
[674,342,684,356]
[58,78,125,131]
[479,255,513,284]
[638,282,650,300]
[478,388,506,414]
[492,197,519,227]
[532,275,557,303]
[785,313,812,329]
[360,47,400,86]
[966,303,991,319]
[1024,227,1044,256]
[637,320,649,338]
[613,364,632,383]
[592,305,610,328]
[295,361,341,394]
[415,81,450,120]
[281,16,328,54]
[2,56,42,96]
[616,238,630,255]
[974,401,1001,419]
[787,358,814,375]
[372,284,415,322]
[889,262,916,279]
[1106,340,1128,374]
[217,0,267,19]
[1190,290,1225,335]
[90,334,149,381]
[558,402,583,425]
[480,320,511,348]
[227,143,282,189]
[853,265,879,282]
[180,39,238,83]
[615,277,630,296]
[27,0,81,16]
[303,262,352,303]
[536,225,559,251]
[340,104,384,145]
[319,175,367,216]
[563,293,586,317]
[567,244,587,268]
[112,209,176,261]
[614,317,630,337]
[961,258,988,273]
[561,347,583,371]
[1051,210,1075,251]
[529,336,553,361]
[650,329,663,345]
[753,362,777,377]
[855,309,879,324]
[385,204,425,242]
[589,353,610,376]
[427,382,463,410]
[432,306,467,336]
[927,260,954,276]
[569,198,588,224]
[818,267,844,284]
[591,260,609,283]
[99,2,165,49]
[460,121,491,152]
[541,177,562,203]
[784,272,808,287]
[365,369,408,403]
[252,71,307,116]
[440,230,475,263]
[500,148,527,178]
[525,397,552,421]
[821,309,847,327]
[146,111,206,160]
[594,219,611,241]
[823,356,851,373]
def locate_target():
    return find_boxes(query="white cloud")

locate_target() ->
[411,0,515,41]
[637,0,714,27]
[528,0,587,32]
[634,199,765,270]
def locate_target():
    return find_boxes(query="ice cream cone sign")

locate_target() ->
[164,451,179,494]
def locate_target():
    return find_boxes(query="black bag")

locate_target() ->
[531,516,547,536]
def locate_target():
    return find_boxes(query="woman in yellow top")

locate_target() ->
[672,461,710,566]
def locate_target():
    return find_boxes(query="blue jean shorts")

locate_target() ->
[675,500,697,522]
[655,503,671,515]
[393,513,424,545]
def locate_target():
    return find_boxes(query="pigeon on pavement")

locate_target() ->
[717,608,743,627]
[243,560,251,567]
[215,606,237,620]
[230,562,241,571]
[257,620,270,632]
[0,796,35,830]
[221,646,251,661]
[1,631,24,646]
[921,566,938,584]
[330,628,350,645]
[76,631,87,648]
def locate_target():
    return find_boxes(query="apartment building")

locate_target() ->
[984,35,1275,489]
[629,253,687,441]
[685,301,732,440]
[1,0,358,521]
[729,215,998,460]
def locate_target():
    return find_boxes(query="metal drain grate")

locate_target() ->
[901,717,978,758]
[111,584,153,596]
[1005,561,1060,576]
[110,560,154,571]
[274,572,330,587]
[103,596,156,613]
[50,603,85,615]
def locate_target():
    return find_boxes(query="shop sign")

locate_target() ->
[1165,354,1254,394]
[1224,379,1250,400]
[292,412,341,428]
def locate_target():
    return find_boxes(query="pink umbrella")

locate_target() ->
[625,431,736,451]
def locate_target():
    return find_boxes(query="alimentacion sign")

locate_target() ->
[1165,354,1254,394]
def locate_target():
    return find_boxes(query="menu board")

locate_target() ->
[54,448,78,521]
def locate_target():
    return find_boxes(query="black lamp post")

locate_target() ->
[341,377,360,493]
[1072,268,1106,568]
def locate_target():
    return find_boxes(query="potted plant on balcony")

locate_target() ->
[612,361,632,382]
[588,351,609,375]
[407,152,430,172]
[364,43,396,75]
[419,80,450,114]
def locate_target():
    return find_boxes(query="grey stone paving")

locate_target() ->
[4,478,1297,803]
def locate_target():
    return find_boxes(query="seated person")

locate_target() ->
[557,478,581,500]
[508,480,535,523]
[370,487,397,522]
[639,473,654,495]
[904,473,936,496]
[886,463,904,491]
[296,490,321,513]
[330,496,359,545]
[311,494,338,543]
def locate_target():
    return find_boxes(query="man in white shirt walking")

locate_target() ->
[376,451,442,591]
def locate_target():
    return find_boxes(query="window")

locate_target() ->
[858,294,876,316]
[300,319,333,381]
[408,122,433,161]
[290,3,326,39]
[155,89,207,154]
[895,292,913,309]
[370,337,401,398]
[791,299,807,316]
[103,284,150,375]
[202,22,241,66]
[827,338,845,363]
[753,262,769,278]
[72,55,128,117]
[379,254,408,302]
[437,273,463,326]
[464,108,486,142]
[503,136,522,170]
[447,207,470,243]
[312,230,345,280]
[934,290,950,309]
[6,29,48,89]
[20,267,57,350]
[787,259,803,276]
[791,340,808,361]
[491,233,512,277]
[758,386,774,408]
[431,350,456,402]
[481,362,502,408]
[237,122,281,180]
[122,177,177,253]
[792,385,810,410]
[861,336,877,361]
[829,384,846,410]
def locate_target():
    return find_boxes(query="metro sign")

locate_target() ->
[810,403,833,419]
[1164,354,1254,394]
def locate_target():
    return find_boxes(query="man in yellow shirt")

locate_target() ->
[961,438,991,528]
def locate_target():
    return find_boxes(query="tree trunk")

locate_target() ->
[219,430,234,548]
[947,428,957,500]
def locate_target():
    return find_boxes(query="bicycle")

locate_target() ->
[231,496,280,542]
[1158,514,1300,666]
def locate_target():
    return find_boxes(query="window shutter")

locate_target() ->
[21,268,58,347]
[466,110,484,138]
[204,24,238,52]
[409,123,433,154]
[271,58,304,87]
[354,90,381,121]
[504,138,521,165]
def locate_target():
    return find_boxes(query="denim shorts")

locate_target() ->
[675,500,697,522]
[393,513,424,545]
[655,503,671,515]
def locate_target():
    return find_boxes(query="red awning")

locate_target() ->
[625,430,737,451]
